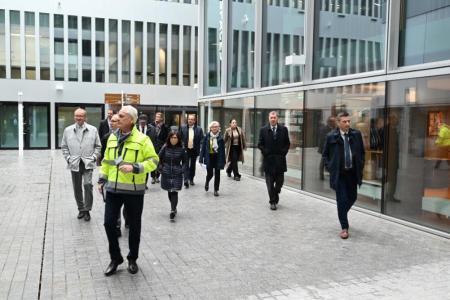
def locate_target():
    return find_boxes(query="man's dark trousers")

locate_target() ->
[265,172,284,204]
[104,192,144,261]
[186,148,198,181]
[335,169,357,230]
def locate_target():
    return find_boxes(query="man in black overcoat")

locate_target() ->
[258,111,290,211]
[322,112,365,239]
[180,114,204,187]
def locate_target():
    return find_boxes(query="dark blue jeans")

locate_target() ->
[104,192,144,261]
[335,170,358,230]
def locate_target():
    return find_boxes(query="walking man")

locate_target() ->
[180,114,204,187]
[258,111,290,210]
[99,109,114,142]
[149,112,169,183]
[99,105,159,276]
[322,112,365,239]
[61,108,101,221]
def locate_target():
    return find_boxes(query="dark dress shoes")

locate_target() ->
[151,178,156,184]
[170,211,176,220]
[214,191,219,197]
[104,258,124,276]
[184,181,189,188]
[77,211,85,219]
[84,211,91,221]
[128,259,139,274]
[116,228,122,237]
[205,183,209,191]
[270,204,277,210]
[226,172,232,178]
[189,180,195,185]
[234,176,240,181]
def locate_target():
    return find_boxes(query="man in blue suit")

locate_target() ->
[180,114,204,187]
[322,112,365,239]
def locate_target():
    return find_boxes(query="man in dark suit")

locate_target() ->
[99,109,114,141]
[322,111,365,239]
[149,112,169,183]
[258,111,290,211]
[180,114,204,188]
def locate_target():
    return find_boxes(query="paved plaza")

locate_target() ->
[0,150,449,300]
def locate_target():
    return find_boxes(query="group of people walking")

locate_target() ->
[61,106,365,277]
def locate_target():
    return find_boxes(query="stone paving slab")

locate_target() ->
[0,150,449,299]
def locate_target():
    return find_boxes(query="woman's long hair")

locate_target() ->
[165,130,182,148]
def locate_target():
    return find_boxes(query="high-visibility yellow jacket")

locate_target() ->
[436,124,450,147]
[99,127,159,194]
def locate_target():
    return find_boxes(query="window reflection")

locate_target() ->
[109,19,118,83]
[313,0,386,79]
[122,20,131,83]
[386,76,450,233]
[10,11,21,79]
[135,21,143,84]
[147,22,156,84]
[0,10,5,78]
[95,18,105,82]
[204,0,223,95]
[68,15,78,81]
[25,12,36,79]
[82,17,92,82]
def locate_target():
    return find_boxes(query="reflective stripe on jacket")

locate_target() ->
[99,126,159,194]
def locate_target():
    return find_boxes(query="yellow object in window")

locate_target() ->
[435,124,450,147]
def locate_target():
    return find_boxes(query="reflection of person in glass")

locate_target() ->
[199,121,225,197]
[258,111,291,211]
[322,112,365,239]
[224,118,247,181]
[318,116,336,180]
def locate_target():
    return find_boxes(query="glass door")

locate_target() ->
[24,103,50,148]
[0,102,19,149]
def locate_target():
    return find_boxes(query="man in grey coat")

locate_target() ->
[61,108,101,221]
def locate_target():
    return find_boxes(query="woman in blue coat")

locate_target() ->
[158,131,187,220]
[199,121,225,196]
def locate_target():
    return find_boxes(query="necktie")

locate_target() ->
[344,133,352,169]
[141,127,145,133]
[272,126,277,139]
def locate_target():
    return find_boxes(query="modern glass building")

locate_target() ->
[198,0,450,235]
[0,0,198,149]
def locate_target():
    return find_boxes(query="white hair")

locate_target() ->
[121,105,138,124]
[209,121,220,130]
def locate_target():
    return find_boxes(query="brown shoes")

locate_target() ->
[340,229,349,239]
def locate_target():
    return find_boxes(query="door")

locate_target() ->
[24,103,50,149]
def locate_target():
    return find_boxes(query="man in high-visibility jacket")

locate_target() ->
[98,105,159,276]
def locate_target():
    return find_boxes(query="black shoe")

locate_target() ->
[170,211,176,220]
[151,178,156,184]
[155,178,160,183]
[104,258,124,276]
[184,181,189,188]
[128,259,139,274]
[205,183,209,192]
[145,186,149,190]
[116,228,121,237]
[77,211,85,219]
[234,176,240,181]
[214,190,219,197]
[189,180,195,185]
[84,211,91,221]
[226,172,231,178]
[270,204,277,210]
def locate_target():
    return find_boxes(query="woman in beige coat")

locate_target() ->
[224,119,246,180]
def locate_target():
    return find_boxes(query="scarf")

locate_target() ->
[210,131,219,153]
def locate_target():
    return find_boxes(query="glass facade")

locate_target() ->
[109,19,118,83]
[228,0,255,91]
[95,18,105,82]
[171,24,180,85]
[159,23,168,85]
[204,0,223,95]
[68,15,78,81]
[304,83,385,211]
[39,13,50,80]
[135,21,143,84]
[82,17,92,82]
[0,102,18,148]
[0,10,5,78]
[10,11,21,79]
[399,0,450,66]
[262,0,305,87]
[25,12,36,79]
[386,75,450,232]
[122,20,131,83]
[313,0,387,79]
[25,104,49,148]
[147,22,156,84]
[54,14,64,81]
